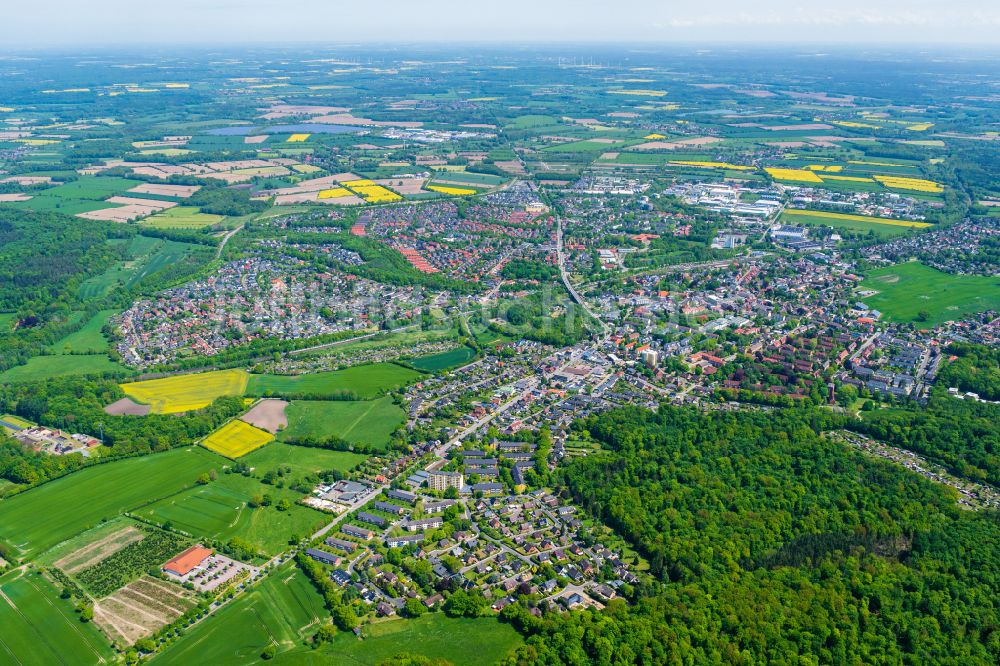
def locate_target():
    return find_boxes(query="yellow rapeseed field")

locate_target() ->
[318,187,354,199]
[201,419,273,458]
[873,175,944,194]
[807,165,844,173]
[287,134,311,142]
[644,133,667,140]
[427,185,477,196]
[848,160,907,168]
[344,183,402,203]
[765,168,823,183]
[821,175,875,183]
[832,121,881,129]
[906,123,934,131]
[121,369,249,414]
[670,161,754,171]
[783,209,931,228]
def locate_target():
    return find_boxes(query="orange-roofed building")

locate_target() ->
[163,545,213,576]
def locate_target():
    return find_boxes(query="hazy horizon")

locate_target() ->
[3,1,1000,48]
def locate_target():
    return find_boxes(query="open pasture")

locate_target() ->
[0,447,219,560]
[0,353,130,383]
[409,345,477,372]
[121,368,250,414]
[201,419,274,458]
[248,363,422,399]
[241,443,365,478]
[47,309,117,354]
[136,474,325,556]
[859,262,1000,326]
[279,397,405,449]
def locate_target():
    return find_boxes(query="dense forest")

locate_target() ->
[498,405,1000,664]
[937,342,1000,401]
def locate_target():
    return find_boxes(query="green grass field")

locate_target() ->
[155,585,521,666]
[47,309,118,354]
[409,346,477,373]
[134,474,326,556]
[279,398,405,449]
[142,206,225,230]
[0,447,220,560]
[859,262,1000,325]
[7,176,142,215]
[248,364,423,399]
[0,353,130,383]
[152,561,327,665]
[78,236,207,300]
[780,210,928,239]
[0,569,115,665]
[241,443,365,479]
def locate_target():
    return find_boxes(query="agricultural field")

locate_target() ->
[201,419,274,458]
[152,561,327,665]
[141,206,225,229]
[278,397,405,449]
[247,363,423,399]
[0,353,130,383]
[47,309,118,354]
[121,369,250,414]
[134,474,326,557]
[74,526,190,597]
[859,262,1000,325]
[240,443,364,478]
[0,447,220,560]
[78,236,209,300]
[95,576,195,647]
[0,568,116,665]
[50,522,145,574]
[409,345,477,372]
[780,210,931,238]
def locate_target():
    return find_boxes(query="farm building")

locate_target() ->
[163,545,213,576]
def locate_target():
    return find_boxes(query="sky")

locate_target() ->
[3,0,1000,47]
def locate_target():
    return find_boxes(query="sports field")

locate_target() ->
[781,209,931,238]
[241,443,365,478]
[135,475,325,556]
[121,369,250,414]
[0,569,115,665]
[0,353,130,383]
[142,206,225,229]
[409,346,477,372]
[279,398,405,449]
[151,561,327,665]
[248,364,422,399]
[859,262,1000,325]
[0,447,219,560]
[201,419,274,458]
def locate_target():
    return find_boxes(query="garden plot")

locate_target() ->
[94,576,194,646]
[53,526,144,574]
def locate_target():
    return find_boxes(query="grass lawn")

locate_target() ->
[201,419,274,458]
[0,568,115,665]
[409,346,476,373]
[142,206,225,229]
[0,447,221,561]
[859,262,1000,325]
[781,209,930,238]
[279,398,405,449]
[134,474,326,556]
[47,309,118,354]
[240,443,365,478]
[248,364,423,400]
[122,369,250,414]
[0,353,131,383]
[152,561,327,665]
